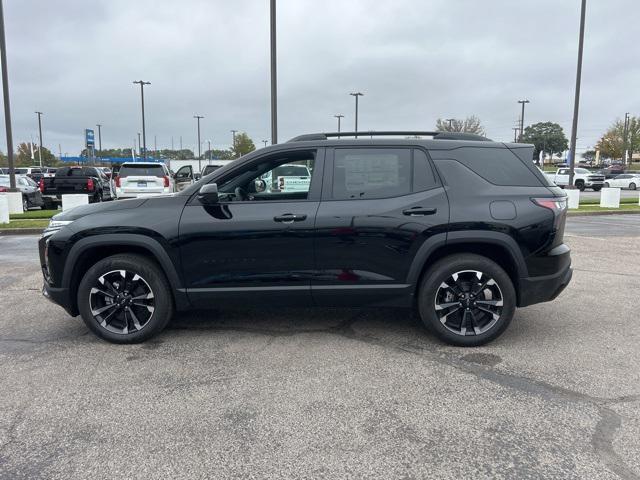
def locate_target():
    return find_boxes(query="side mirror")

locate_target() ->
[197,183,219,204]
[254,179,267,193]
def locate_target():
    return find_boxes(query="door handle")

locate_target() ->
[402,207,437,216]
[274,213,307,223]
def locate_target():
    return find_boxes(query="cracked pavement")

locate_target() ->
[1,215,639,479]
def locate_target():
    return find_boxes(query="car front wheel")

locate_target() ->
[77,254,174,343]
[418,254,516,347]
[630,182,637,190]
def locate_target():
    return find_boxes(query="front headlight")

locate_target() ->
[42,220,73,238]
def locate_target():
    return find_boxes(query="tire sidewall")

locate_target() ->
[418,254,516,347]
[77,254,173,343]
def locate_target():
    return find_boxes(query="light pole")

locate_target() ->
[194,115,204,172]
[270,0,278,144]
[34,111,43,167]
[262,140,268,148]
[517,100,529,141]
[231,129,238,157]
[133,80,150,159]
[96,123,102,154]
[622,112,630,164]
[350,92,364,138]
[207,140,211,162]
[334,114,344,137]
[0,0,15,190]
[513,127,519,142]
[137,132,141,156]
[568,0,586,188]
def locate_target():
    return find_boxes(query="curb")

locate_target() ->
[568,210,640,217]
[0,228,44,235]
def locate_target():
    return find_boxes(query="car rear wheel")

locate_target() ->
[418,254,516,347]
[77,254,174,343]
[575,181,585,191]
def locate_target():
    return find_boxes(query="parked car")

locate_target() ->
[604,173,640,190]
[0,174,44,210]
[113,162,174,199]
[13,167,44,183]
[545,167,605,191]
[40,166,113,209]
[39,131,572,346]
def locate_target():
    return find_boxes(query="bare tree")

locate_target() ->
[436,115,485,135]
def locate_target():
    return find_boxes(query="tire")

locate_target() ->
[417,254,516,347]
[77,254,174,344]
[575,181,585,192]
[630,183,637,190]
[592,187,601,192]
[22,196,28,212]
[604,182,610,188]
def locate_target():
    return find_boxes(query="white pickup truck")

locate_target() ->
[262,164,311,193]
[544,167,605,191]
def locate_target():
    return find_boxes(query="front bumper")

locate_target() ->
[42,282,77,316]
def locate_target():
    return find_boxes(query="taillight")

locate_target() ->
[87,178,94,191]
[532,197,567,229]
[163,175,169,187]
[115,176,121,188]
[38,179,45,192]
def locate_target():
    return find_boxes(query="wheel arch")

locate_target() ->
[63,234,189,315]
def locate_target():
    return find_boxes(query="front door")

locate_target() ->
[178,148,323,307]
[313,147,449,307]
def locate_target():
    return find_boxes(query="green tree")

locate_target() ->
[521,122,568,162]
[596,117,640,161]
[435,115,485,135]
[204,149,234,160]
[231,132,256,157]
[16,142,56,166]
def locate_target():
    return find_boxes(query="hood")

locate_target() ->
[52,198,148,221]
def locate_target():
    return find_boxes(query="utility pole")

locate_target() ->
[35,111,43,167]
[0,0,15,189]
[568,0,586,188]
[622,112,630,165]
[270,0,278,144]
[133,80,150,159]
[137,132,141,156]
[334,114,344,137]
[96,123,102,154]
[207,140,211,162]
[517,100,529,141]
[231,129,238,157]
[350,92,364,138]
[194,115,204,173]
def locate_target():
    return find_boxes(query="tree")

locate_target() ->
[232,132,256,157]
[16,142,56,166]
[203,149,234,160]
[596,117,640,161]
[521,122,569,163]
[435,115,485,135]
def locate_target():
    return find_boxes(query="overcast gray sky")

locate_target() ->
[2,0,639,156]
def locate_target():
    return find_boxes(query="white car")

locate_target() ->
[604,174,640,190]
[114,162,174,199]
[260,164,311,193]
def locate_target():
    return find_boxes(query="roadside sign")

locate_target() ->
[85,129,95,148]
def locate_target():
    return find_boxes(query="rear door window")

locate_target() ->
[332,148,411,200]
[119,165,165,177]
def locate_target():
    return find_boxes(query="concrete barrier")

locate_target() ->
[0,195,9,224]
[3,191,24,214]
[62,194,89,211]
[566,189,580,209]
[600,188,620,208]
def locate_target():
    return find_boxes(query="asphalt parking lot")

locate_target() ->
[1,215,639,479]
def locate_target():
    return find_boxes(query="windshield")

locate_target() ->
[575,168,590,174]
[119,165,165,177]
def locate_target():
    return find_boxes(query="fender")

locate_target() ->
[62,233,190,310]
[406,233,448,286]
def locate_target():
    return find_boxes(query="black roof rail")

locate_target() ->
[287,131,491,142]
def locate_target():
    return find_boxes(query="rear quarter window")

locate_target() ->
[430,147,543,187]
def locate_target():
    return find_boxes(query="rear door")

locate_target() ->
[313,146,449,306]
[178,148,323,307]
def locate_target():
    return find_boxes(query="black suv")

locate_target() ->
[39,132,572,346]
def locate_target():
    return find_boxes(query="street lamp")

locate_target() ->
[137,132,141,156]
[0,0,16,190]
[622,112,630,164]
[96,123,102,153]
[231,129,238,157]
[517,100,530,141]
[568,0,586,188]
[350,92,364,138]
[133,80,151,159]
[334,114,344,137]
[194,115,204,172]
[35,111,43,167]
